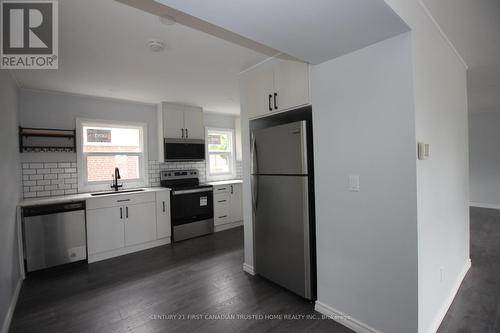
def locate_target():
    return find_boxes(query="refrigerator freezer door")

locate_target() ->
[254,175,311,299]
[253,121,308,175]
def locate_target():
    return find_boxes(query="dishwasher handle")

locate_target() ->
[23,201,86,217]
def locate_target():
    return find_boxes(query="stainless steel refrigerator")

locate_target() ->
[251,120,312,299]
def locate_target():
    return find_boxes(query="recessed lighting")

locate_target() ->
[159,14,176,26]
[147,39,166,52]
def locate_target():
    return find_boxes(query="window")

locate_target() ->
[206,128,235,179]
[77,119,148,192]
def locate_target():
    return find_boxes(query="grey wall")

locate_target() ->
[311,33,418,333]
[469,111,500,206]
[0,71,21,332]
[204,112,236,129]
[19,90,158,161]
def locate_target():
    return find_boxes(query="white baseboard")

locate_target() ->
[315,301,383,333]
[242,263,255,275]
[215,221,243,233]
[469,202,500,210]
[426,258,471,333]
[1,278,22,333]
[88,237,171,263]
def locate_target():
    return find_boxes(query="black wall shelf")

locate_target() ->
[19,127,77,153]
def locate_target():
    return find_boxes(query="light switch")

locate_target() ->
[349,175,360,192]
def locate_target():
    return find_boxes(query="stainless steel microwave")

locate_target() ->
[164,138,205,161]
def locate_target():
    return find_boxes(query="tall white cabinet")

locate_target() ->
[241,55,310,119]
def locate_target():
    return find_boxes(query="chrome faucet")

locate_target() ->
[111,167,122,191]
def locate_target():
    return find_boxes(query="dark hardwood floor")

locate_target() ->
[438,207,500,333]
[11,208,499,333]
[10,227,352,333]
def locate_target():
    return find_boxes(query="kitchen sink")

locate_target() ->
[90,189,146,196]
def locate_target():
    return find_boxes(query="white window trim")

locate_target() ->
[205,127,236,181]
[76,118,149,193]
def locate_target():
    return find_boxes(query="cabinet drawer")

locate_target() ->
[213,185,230,194]
[214,213,229,226]
[87,192,155,210]
[214,193,230,208]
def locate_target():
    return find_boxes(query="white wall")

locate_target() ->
[312,33,418,333]
[469,111,500,206]
[0,71,22,333]
[19,89,158,162]
[384,1,470,332]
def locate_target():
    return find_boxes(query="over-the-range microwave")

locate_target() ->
[164,138,205,161]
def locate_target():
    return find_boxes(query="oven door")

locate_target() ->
[170,188,213,226]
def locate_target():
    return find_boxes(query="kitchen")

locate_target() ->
[0,1,475,333]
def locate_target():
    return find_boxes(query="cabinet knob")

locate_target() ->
[268,94,273,111]
[274,93,278,110]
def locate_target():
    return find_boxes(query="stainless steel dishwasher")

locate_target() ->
[23,201,87,272]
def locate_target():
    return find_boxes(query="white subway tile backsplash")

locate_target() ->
[36,180,51,186]
[44,163,58,168]
[22,160,78,199]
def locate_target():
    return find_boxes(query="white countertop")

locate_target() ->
[19,187,170,207]
[205,179,243,186]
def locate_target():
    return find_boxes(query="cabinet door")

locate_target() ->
[273,57,310,112]
[229,184,243,223]
[87,207,124,255]
[243,60,274,119]
[183,109,205,140]
[163,105,185,139]
[156,190,171,239]
[124,202,157,246]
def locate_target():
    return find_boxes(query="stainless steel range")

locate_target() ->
[160,170,213,242]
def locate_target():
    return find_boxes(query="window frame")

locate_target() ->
[76,118,149,193]
[205,127,236,181]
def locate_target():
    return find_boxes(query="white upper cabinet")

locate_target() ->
[183,109,205,140]
[244,60,275,120]
[160,102,205,140]
[163,106,185,139]
[273,57,310,112]
[241,56,310,119]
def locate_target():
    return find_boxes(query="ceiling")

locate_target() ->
[422,0,500,113]
[10,0,270,114]
[151,0,410,65]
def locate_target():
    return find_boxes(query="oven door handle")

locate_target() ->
[172,188,213,196]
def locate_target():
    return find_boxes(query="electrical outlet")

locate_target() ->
[349,175,360,192]
[440,267,444,282]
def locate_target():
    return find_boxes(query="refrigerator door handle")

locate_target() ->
[251,134,259,209]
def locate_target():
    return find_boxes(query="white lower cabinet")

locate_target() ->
[87,206,125,255]
[86,190,171,262]
[155,190,171,239]
[124,202,157,246]
[229,184,243,223]
[213,183,243,230]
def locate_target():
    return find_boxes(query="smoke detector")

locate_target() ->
[147,39,166,52]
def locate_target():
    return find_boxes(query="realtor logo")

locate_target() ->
[1,0,58,69]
